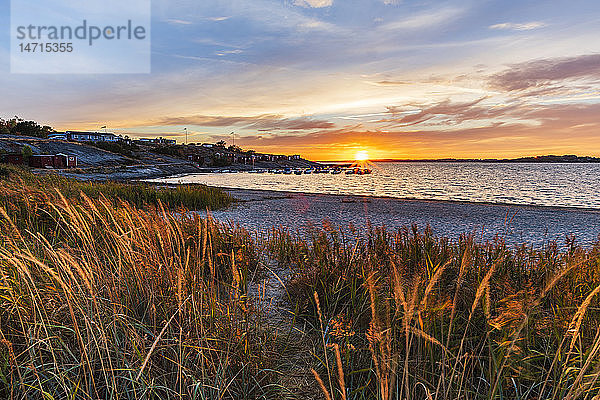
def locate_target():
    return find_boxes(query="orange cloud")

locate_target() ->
[232,103,600,160]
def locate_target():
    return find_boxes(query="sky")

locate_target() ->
[2,0,600,161]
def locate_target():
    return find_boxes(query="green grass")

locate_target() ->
[0,164,234,210]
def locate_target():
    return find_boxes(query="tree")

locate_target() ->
[12,120,52,138]
[1,116,54,138]
[0,118,13,135]
[21,145,33,161]
[216,140,227,148]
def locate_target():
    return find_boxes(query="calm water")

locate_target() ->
[158,162,600,209]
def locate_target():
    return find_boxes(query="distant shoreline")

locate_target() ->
[317,155,600,164]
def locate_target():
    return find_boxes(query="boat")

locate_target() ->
[331,169,342,175]
[304,169,313,174]
[294,170,303,175]
[284,168,292,175]
[345,169,354,175]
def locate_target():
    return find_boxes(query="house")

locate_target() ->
[214,152,235,161]
[48,133,68,140]
[55,153,78,168]
[29,155,56,168]
[187,154,204,163]
[29,154,77,169]
[1,153,24,165]
[64,131,119,142]
[255,154,271,162]
[202,143,214,148]
[265,154,287,162]
[136,137,177,145]
[289,155,301,160]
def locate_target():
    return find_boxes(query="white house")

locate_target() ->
[64,131,119,142]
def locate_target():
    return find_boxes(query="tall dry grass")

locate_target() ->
[0,171,274,399]
[2,166,600,399]
[267,224,600,399]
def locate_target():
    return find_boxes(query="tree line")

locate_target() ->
[0,116,55,138]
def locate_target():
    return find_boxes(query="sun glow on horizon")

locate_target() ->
[355,150,369,161]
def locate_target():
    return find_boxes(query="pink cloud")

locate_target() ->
[154,114,334,130]
[490,54,600,91]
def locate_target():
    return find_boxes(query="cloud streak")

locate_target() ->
[153,114,335,131]
[489,22,546,31]
[379,98,521,128]
[490,54,600,91]
[380,7,464,31]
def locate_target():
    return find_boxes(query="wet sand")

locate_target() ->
[206,188,600,247]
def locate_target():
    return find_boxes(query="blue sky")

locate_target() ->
[2,0,600,160]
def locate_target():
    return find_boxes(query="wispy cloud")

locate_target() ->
[379,97,516,128]
[297,20,337,31]
[153,114,335,131]
[215,49,244,56]
[380,7,464,31]
[490,21,546,31]
[165,19,192,25]
[367,80,410,86]
[208,16,231,21]
[489,21,546,31]
[294,0,333,8]
[490,54,600,91]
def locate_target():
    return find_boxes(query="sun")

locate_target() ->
[355,150,369,161]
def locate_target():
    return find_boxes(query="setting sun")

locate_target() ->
[355,150,369,161]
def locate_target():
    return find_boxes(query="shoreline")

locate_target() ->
[44,169,600,246]
[187,186,600,247]
[154,181,600,214]
[223,186,600,213]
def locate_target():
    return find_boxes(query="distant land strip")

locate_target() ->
[322,155,600,163]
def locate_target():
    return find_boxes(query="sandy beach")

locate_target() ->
[205,187,600,247]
